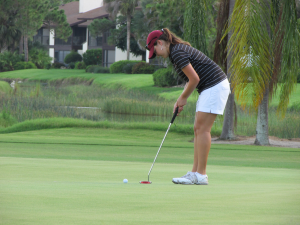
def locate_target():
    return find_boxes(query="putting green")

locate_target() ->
[0,128,299,224]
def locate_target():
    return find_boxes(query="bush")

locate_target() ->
[52,62,65,69]
[29,47,52,69]
[122,62,139,74]
[86,65,110,73]
[68,62,76,69]
[14,61,37,70]
[153,68,177,87]
[83,49,102,66]
[110,60,142,73]
[64,51,82,64]
[297,69,300,83]
[0,109,18,128]
[0,52,24,72]
[132,62,155,74]
[75,61,86,69]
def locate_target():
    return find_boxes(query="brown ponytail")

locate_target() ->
[156,28,191,46]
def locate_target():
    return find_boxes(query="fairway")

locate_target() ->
[1,128,300,225]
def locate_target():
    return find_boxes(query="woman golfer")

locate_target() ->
[146,28,230,185]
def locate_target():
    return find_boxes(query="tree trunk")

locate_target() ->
[255,87,270,145]
[255,0,271,146]
[126,14,131,60]
[220,0,236,140]
[24,35,28,62]
[19,35,23,55]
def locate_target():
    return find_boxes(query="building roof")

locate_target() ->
[59,1,109,27]
[58,1,142,27]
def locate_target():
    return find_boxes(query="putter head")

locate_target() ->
[139,181,152,184]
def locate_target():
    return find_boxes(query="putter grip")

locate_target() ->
[171,107,179,124]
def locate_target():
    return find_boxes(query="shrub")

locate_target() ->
[153,68,177,87]
[0,109,18,128]
[64,51,82,64]
[83,49,102,66]
[85,65,93,72]
[0,52,24,72]
[68,62,76,69]
[110,60,142,73]
[75,61,86,69]
[132,62,155,74]
[29,47,52,69]
[14,61,37,70]
[122,62,139,74]
[86,65,110,73]
[52,62,65,69]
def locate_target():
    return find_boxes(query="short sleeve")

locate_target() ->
[172,49,190,69]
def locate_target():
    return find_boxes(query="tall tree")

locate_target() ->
[104,0,139,60]
[226,0,299,145]
[214,0,238,140]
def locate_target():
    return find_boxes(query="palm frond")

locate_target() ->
[227,0,272,109]
[274,0,300,117]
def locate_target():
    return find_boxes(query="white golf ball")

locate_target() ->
[123,179,128,183]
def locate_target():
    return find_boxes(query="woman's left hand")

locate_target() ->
[174,96,187,114]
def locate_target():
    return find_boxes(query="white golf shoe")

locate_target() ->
[172,172,208,185]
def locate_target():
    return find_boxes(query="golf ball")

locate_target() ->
[123,179,128,183]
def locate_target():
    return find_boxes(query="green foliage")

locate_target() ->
[0,109,18,128]
[29,43,52,68]
[43,6,72,41]
[51,62,65,69]
[110,60,142,73]
[0,52,24,72]
[153,68,177,87]
[64,51,82,64]
[86,65,110,73]
[68,62,76,69]
[132,62,155,74]
[184,0,208,54]
[0,81,11,94]
[88,18,115,38]
[108,15,146,57]
[14,61,37,70]
[297,69,300,83]
[75,61,86,70]
[122,62,139,74]
[82,49,102,66]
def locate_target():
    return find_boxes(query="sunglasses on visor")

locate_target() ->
[145,29,164,50]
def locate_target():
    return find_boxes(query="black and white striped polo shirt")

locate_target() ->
[169,44,227,94]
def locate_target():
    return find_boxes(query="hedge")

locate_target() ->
[109,60,142,73]
[153,68,177,87]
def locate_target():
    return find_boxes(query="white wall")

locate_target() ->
[49,48,55,63]
[115,47,143,62]
[146,51,149,63]
[49,29,55,45]
[79,0,103,13]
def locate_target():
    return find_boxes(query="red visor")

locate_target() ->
[146,30,163,59]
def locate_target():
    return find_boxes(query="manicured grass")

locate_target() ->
[0,128,299,225]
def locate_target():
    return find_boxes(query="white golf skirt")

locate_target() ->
[196,79,230,115]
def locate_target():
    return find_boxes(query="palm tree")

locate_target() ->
[226,0,299,145]
[214,0,237,140]
[104,0,139,60]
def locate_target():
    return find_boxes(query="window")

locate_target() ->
[88,31,102,47]
[54,51,71,63]
[33,28,49,45]
[103,50,115,67]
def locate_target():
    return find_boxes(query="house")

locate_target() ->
[33,0,144,67]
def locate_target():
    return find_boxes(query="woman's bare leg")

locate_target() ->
[192,111,217,175]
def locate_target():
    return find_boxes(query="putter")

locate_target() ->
[140,107,179,184]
